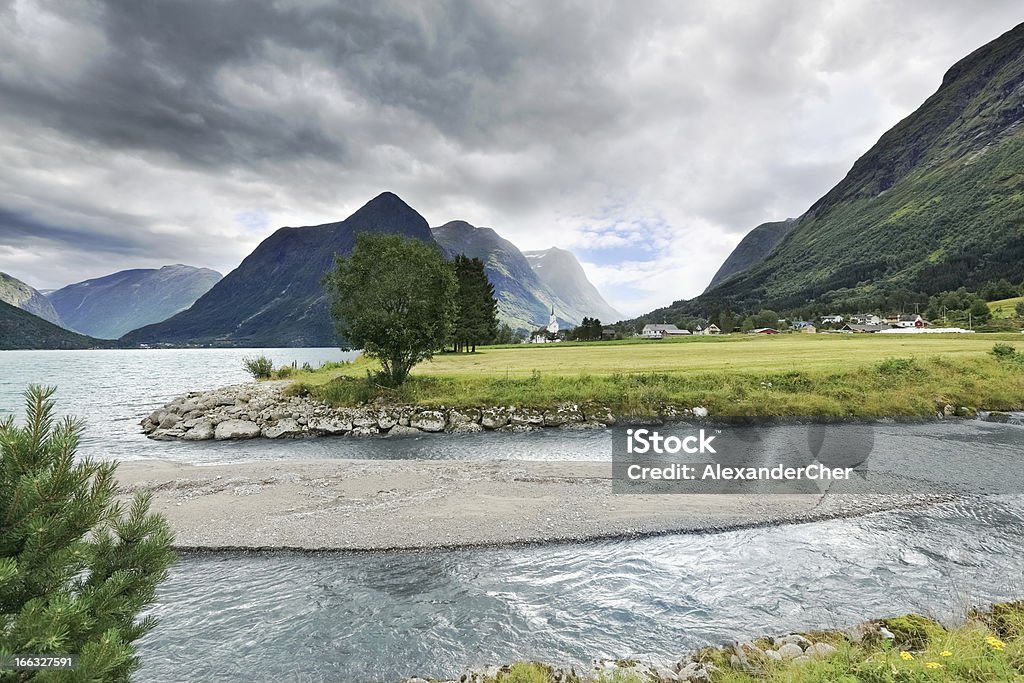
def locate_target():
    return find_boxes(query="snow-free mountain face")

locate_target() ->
[703,219,797,293]
[49,265,222,339]
[431,222,620,332]
[523,247,622,324]
[0,271,64,327]
[122,192,435,347]
[0,299,111,350]
[645,22,1024,320]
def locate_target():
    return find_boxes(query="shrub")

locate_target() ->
[242,355,274,379]
[0,386,175,681]
[876,357,921,375]
[1016,301,1024,317]
[991,343,1019,360]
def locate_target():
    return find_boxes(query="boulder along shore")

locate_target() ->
[141,380,709,441]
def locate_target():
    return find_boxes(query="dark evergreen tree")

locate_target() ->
[0,386,175,681]
[451,255,498,353]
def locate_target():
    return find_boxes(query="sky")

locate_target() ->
[0,1,1022,317]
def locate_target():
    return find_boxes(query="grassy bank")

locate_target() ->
[282,334,1024,417]
[476,603,1024,682]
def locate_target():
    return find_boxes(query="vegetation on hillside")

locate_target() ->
[646,24,1024,324]
[0,387,175,680]
[0,300,115,351]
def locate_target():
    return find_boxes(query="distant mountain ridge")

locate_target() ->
[122,192,436,347]
[0,299,112,350]
[644,22,1024,321]
[523,247,622,323]
[121,193,617,347]
[0,272,64,326]
[48,265,222,339]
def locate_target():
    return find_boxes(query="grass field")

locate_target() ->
[988,295,1024,318]
[282,333,1024,416]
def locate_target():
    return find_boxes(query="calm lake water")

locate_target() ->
[1,349,1022,682]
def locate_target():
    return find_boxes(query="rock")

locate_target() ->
[376,410,400,430]
[480,407,510,429]
[448,408,482,426]
[386,424,422,437]
[777,643,804,660]
[147,409,165,425]
[181,421,215,441]
[158,413,181,429]
[263,418,303,439]
[509,407,544,427]
[543,404,584,427]
[350,426,380,436]
[214,419,261,440]
[957,406,977,417]
[676,662,715,682]
[763,649,782,661]
[449,421,484,433]
[777,634,810,648]
[352,412,377,428]
[791,655,811,664]
[308,416,352,435]
[943,403,955,417]
[581,402,615,425]
[806,642,837,659]
[410,410,447,432]
[692,406,709,418]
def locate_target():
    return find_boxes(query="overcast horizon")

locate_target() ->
[1,1,1022,317]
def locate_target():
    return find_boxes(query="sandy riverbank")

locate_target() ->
[116,458,934,550]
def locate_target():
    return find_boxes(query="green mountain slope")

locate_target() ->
[0,300,112,350]
[649,22,1024,320]
[122,193,435,347]
[49,265,222,339]
[703,219,796,293]
[0,272,64,326]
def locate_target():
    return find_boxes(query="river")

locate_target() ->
[1,349,1022,682]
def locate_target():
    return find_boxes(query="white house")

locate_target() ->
[894,314,928,328]
[820,315,844,324]
[849,313,883,325]
[697,323,721,336]
[641,323,689,339]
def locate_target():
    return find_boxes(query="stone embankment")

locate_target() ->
[142,381,701,440]
[399,618,901,682]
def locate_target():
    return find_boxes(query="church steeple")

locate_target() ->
[547,305,559,335]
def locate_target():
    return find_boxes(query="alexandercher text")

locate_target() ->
[625,463,855,482]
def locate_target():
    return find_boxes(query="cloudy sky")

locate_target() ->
[1,0,1021,316]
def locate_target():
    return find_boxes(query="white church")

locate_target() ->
[530,306,561,344]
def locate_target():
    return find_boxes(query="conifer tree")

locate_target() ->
[451,255,498,352]
[0,386,175,681]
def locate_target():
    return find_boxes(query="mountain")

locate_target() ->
[121,193,434,347]
[0,272,64,326]
[646,22,1024,320]
[703,219,797,292]
[48,265,222,339]
[431,223,619,331]
[0,299,113,350]
[523,247,622,323]
[431,221,567,332]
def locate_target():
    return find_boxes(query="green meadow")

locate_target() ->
[284,333,1024,417]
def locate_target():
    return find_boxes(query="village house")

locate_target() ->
[820,314,844,324]
[894,314,928,328]
[697,323,721,336]
[849,313,883,325]
[749,327,780,334]
[640,323,690,339]
[841,323,888,333]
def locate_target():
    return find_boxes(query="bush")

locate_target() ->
[0,386,175,681]
[243,355,274,379]
[876,357,920,375]
[991,343,1019,360]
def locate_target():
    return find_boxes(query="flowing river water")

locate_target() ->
[2,349,1023,682]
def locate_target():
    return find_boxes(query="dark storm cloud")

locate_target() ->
[0,0,1022,313]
